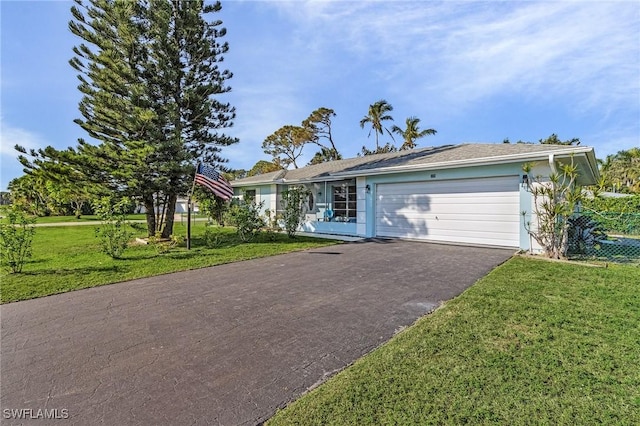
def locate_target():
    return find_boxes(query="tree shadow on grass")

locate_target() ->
[20,264,126,277]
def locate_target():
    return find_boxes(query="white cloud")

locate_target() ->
[0,120,45,157]
[266,1,639,115]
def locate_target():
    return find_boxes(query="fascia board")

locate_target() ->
[328,147,595,178]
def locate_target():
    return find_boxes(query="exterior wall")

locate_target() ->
[364,162,529,238]
[364,162,553,250]
[233,185,274,216]
[233,160,557,249]
[520,161,553,253]
[356,177,367,236]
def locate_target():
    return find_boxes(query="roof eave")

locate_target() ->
[329,147,596,179]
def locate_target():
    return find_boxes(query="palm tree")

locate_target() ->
[391,116,437,150]
[359,99,395,151]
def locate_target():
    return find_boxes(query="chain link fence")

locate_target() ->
[567,209,640,264]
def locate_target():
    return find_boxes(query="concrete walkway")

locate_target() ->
[1,240,513,425]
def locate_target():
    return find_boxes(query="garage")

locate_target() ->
[375,175,521,247]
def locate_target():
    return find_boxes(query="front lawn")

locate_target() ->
[1,223,338,303]
[268,257,640,425]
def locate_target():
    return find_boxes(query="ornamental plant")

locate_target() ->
[227,193,265,242]
[522,157,582,259]
[281,186,310,238]
[0,208,36,273]
[93,197,133,259]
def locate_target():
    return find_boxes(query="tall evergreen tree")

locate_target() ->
[18,0,237,238]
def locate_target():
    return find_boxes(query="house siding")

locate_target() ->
[231,157,568,250]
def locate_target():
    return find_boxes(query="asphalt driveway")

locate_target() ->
[1,240,513,425]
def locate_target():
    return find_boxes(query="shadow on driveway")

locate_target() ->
[1,240,513,425]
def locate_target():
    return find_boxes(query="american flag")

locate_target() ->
[194,163,234,201]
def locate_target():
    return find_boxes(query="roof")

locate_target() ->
[232,143,599,186]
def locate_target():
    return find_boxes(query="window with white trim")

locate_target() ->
[332,184,357,221]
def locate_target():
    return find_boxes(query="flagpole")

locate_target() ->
[187,164,199,250]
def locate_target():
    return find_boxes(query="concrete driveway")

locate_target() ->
[1,240,513,425]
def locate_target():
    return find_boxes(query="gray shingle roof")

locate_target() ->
[232,143,596,186]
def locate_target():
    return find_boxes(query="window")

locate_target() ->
[332,184,357,221]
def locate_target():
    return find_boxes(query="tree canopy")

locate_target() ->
[262,125,312,169]
[598,148,640,194]
[302,107,342,164]
[17,0,237,237]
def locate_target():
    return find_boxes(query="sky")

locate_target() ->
[1,0,639,191]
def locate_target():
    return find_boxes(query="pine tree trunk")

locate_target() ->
[161,193,178,238]
[144,195,156,237]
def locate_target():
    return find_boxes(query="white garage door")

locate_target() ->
[375,176,520,247]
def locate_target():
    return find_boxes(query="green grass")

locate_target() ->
[1,222,338,303]
[1,213,210,224]
[268,257,640,425]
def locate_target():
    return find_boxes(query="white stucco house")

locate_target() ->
[231,143,599,251]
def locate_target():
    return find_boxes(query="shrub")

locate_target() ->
[581,195,640,235]
[93,197,133,259]
[0,208,36,273]
[281,186,310,238]
[567,215,607,255]
[227,199,265,242]
[148,233,183,254]
[263,209,282,241]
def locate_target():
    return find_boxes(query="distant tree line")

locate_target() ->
[257,100,437,172]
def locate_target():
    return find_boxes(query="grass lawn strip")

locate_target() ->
[268,257,640,425]
[1,223,338,303]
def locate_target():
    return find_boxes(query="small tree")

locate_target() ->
[194,187,229,226]
[227,192,265,242]
[281,186,310,238]
[93,197,133,259]
[522,158,582,259]
[0,208,36,273]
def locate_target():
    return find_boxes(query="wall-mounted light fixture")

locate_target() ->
[365,184,371,193]
[522,174,529,185]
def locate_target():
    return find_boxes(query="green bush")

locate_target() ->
[281,186,310,238]
[93,197,133,259]
[582,195,640,213]
[227,200,265,242]
[581,195,640,235]
[0,208,36,273]
[148,233,183,254]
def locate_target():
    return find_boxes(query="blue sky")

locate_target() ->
[1,0,639,191]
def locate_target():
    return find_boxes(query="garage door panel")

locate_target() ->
[376,226,519,239]
[392,201,517,213]
[377,218,518,233]
[379,212,519,223]
[378,194,518,207]
[376,225,519,247]
[375,176,520,247]
[376,178,516,195]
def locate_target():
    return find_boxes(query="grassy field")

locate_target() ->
[1,222,338,303]
[268,257,640,425]
[0,212,209,224]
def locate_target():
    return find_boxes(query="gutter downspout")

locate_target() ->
[548,153,558,175]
